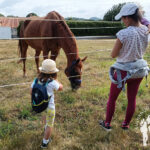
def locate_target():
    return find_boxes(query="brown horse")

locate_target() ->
[18,11,87,90]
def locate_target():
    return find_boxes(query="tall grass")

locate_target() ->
[0,40,150,150]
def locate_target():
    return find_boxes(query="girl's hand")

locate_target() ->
[148,24,150,33]
[146,24,150,34]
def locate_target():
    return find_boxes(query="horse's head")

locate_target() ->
[65,57,87,90]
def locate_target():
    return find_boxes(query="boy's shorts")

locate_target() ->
[46,107,55,127]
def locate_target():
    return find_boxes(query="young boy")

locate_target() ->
[31,59,63,148]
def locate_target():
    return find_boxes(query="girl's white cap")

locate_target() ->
[115,3,138,20]
[39,59,59,74]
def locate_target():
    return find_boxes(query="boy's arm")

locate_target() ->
[56,80,63,91]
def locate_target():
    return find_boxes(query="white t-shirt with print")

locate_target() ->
[116,25,148,63]
[31,79,59,109]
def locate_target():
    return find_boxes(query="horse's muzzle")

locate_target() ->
[70,79,82,90]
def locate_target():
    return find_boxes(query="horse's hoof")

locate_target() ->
[17,60,22,64]
[23,74,27,78]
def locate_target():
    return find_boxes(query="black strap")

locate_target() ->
[35,78,53,86]
[35,78,38,84]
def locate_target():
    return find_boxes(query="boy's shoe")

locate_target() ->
[41,142,49,149]
[99,120,112,132]
[121,122,129,130]
[40,138,52,149]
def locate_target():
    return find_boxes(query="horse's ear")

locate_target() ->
[81,56,87,62]
[65,68,69,76]
[74,58,80,65]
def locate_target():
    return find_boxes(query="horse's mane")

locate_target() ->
[45,11,75,38]
[44,11,78,57]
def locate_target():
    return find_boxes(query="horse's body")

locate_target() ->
[18,11,86,90]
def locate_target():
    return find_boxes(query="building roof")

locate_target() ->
[0,16,39,28]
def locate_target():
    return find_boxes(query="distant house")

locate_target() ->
[0,17,25,39]
[0,16,39,38]
[0,17,24,28]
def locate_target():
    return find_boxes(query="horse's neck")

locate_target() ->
[57,22,79,67]
[62,39,79,67]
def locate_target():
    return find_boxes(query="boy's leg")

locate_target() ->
[44,126,52,140]
[42,115,46,125]
[41,107,55,148]
[44,107,55,140]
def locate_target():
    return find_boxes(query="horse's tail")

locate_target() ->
[17,20,30,63]
[17,21,23,63]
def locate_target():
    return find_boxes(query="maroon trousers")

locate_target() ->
[105,71,143,125]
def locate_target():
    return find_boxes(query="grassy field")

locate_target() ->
[0,39,150,150]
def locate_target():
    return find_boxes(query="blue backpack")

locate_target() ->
[31,78,52,113]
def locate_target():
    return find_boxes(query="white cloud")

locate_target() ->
[0,0,149,20]
[0,0,5,4]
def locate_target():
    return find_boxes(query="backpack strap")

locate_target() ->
[45,78,53,86]
[32,78,38,87]
[34,78,38,84]
[34,78,53,86]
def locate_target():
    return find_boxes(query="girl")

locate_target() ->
[31,59,63,148]
[99,3,149,131]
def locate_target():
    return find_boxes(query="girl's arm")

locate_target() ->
[111,38,122,58]
[141,18,150,33]
[141,18,150,27]
[148,24,150,33]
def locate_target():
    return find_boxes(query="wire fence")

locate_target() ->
[1,36,117,40]
[0,27,150,89]
[0,71,108,88]
[0,17,120,22]
[0,34,115,89]
[0,49,112,62]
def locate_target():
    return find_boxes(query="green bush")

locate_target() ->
[0,109,7,121]
[60,92,76,104]
[67,21,124,36]
[18,105,32,119]
[0,122,15,138]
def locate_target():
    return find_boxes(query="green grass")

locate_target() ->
[0,40,150,150]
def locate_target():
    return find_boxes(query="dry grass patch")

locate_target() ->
[0,39,150,150]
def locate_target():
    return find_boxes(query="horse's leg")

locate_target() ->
[50,48,60,61]
[19,41,28,77]
[35,50,41,74]
[43,50,49,60]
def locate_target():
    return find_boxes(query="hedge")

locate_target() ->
[17,20,124,37]
[66,21,124,36]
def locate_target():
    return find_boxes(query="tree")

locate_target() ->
[7,15,18,18]
[0,13,4,17]
[26,13,38,17]
[103,3,126,21]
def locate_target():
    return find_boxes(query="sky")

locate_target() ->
[0,0,150,20]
